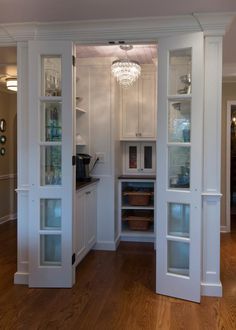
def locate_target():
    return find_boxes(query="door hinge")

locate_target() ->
[72,55,76,67]
[72,155,76,166]
[72,253,76,265]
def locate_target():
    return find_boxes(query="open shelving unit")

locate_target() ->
[119,178,155,242]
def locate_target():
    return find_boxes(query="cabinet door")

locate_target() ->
[28,41,75,287]
[124,142,140,174]
[156,33,203,302]
[75,191,86,264]
[139,72,156,139]
[120,81,139,139]
[85,186,97,249]
[140,143,156,174]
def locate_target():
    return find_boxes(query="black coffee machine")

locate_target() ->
[76,153,92,181]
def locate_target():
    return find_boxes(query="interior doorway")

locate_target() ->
[0,46,17,225]
[226,101,236,231]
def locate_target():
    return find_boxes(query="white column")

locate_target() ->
[201,36,223,296]
[14,42,29,285]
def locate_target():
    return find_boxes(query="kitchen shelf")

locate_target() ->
[119,178,155,242]
[76,107,86,113]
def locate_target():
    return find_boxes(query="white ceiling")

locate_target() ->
[0,0,235,24]
[0,0,235,83]
[76,45,157,64]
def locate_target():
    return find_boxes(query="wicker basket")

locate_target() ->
[123,213,153,231]
[123,191,153,206]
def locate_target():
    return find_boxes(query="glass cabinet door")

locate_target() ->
[28,41,75,287]
[156,33,203,302]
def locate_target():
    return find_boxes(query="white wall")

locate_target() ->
[76,57,121,250]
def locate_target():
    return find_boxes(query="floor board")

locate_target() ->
[1,220,236,329]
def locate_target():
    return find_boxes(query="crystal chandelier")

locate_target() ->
[111,45,141,88]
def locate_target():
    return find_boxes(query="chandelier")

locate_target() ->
[111,45,141,88]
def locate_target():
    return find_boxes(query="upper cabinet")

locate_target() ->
[120,65,157,140]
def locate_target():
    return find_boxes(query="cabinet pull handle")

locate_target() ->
[86,191,91,195]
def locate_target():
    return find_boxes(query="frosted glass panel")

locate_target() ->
[168,100,191,143]
[40,199,61,229]
[168,203,190,238]
[42,56,61,97]
[40,146,62,186]
[168,241,189,276]
[40,235,61,266]
[41,102,62,142]
[169,48,192,95]
[168,146,190,189]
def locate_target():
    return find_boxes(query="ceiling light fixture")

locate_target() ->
[111,45,141,88]
[6,78,17,92]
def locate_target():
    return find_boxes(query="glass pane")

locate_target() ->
[40,235,61,266]
[144,146,152,169]
[40,199,61,229]
[41,102,62,142]
[168,146,190,189]
[129,146,137,169]
[168,100,191,143]
[168,203,190,238]
[169,48,192,95]
[40,146,62,186]
[168,241,189,276]
[42,56,61,97]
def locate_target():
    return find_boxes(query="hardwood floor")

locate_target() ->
[1,221,236,329]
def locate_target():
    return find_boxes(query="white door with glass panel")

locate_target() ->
[156,33,203,302]
[28,41,75,287]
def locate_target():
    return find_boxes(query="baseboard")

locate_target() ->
[94,240,117,251]
[0,213,17,224]
[201,282,222,297]
[220,225,229,233]
[120,235,155,243]
[14,272,29,285]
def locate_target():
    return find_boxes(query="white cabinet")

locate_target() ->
[120,66,156,140]
[123,142,156,175]
[74,183,97,266]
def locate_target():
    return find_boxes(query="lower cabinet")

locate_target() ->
[74,183,97,266]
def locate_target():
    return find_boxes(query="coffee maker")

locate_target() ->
[76,153,92,181]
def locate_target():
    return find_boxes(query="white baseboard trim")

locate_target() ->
[0,213,17,224]
[94,240,117,251]
[201,282,222,297]
[220,225,229,233]
[115,235,120,249]
[14,272,29,285]
[120,236,155,243]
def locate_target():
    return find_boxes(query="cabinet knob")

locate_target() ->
[86,191,91,195]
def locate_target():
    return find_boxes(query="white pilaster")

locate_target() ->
[14,42,29,285]
[201,36,223,296]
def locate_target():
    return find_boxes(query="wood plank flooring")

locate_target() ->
[1,220,236,329]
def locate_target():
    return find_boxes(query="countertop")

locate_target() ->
[118,175,156,180]
[76,178,100,190]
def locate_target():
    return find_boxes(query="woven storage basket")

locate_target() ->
[123,191,152,206]
[123,213,153,231]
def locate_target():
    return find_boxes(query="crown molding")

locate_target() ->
[193,12,236,36]
[0,13,234,45]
